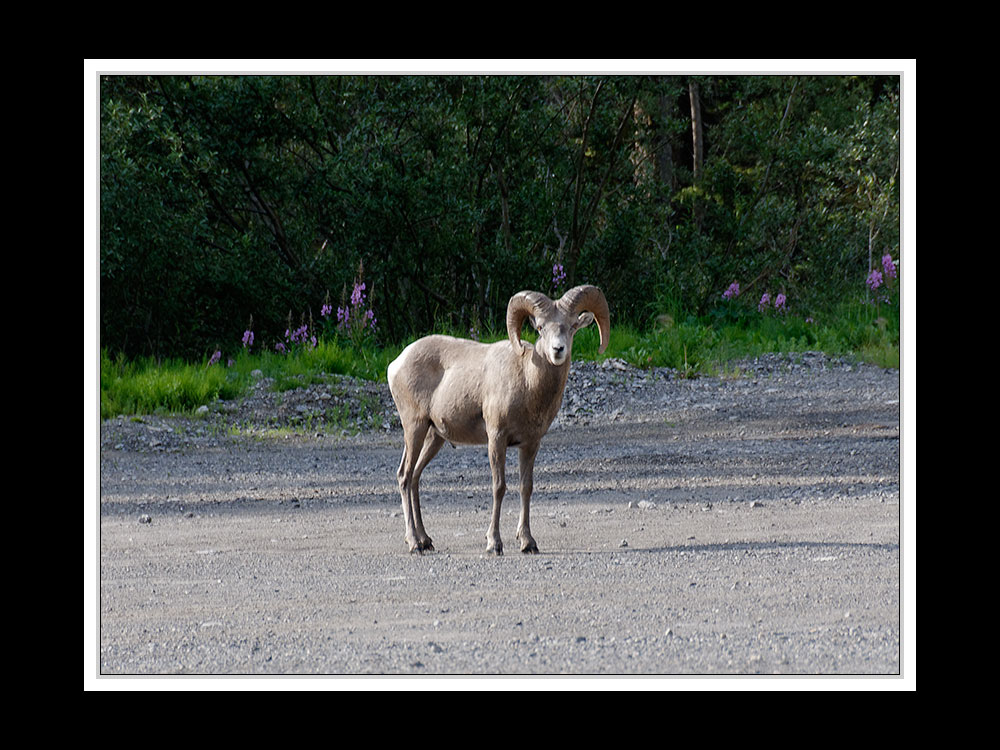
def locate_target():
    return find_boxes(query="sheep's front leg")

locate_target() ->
[517,443,540,553]
[485,435,507,556]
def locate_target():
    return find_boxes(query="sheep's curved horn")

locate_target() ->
[557,285,611,354]
[507,291,553,355]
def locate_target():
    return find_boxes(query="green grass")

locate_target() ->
[100,349,245,419]
[100,339,402,419]
[602,296,899,373]
[100,301,899,419]
[246,339,401,392]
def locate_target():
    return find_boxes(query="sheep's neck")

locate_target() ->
[525,348,570,409]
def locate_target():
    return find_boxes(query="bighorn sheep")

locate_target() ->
[387,285,610,555]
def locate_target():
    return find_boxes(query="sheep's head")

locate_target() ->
[506,285,610,366]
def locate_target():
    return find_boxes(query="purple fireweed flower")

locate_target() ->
[208,350,221,366]
[337,306,349,327]
[552,263,566,287]
[242,330,254,349]
[722,282,740,300]
[275,342,286,354]
[882,253,897,280]
[758,292,771,312]
[290,324,308,343]
[866,268,883,292]
[351,282,366,308]
[321,302,332,317]
[774,293,787,312]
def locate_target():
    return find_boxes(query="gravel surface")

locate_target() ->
[97,352,904,679]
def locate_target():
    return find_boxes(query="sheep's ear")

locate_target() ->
[574,311,595,331]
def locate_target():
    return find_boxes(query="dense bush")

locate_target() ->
[100,74,899,360]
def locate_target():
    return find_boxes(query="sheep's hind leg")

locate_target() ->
[409,429,444,551]
[397,422,439,553]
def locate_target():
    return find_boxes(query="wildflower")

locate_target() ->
[242,329,254,349]
[774,293,787,312]
[336,265,377,342]
[351,281,366,308]
[722,282,740,300]
[208,350,221,366]
[552,263,566,288]
[758,292,770,313]
[882,253,897,280]
[866,268,883,292]
[321,302,333,317]
[275,341,286,354]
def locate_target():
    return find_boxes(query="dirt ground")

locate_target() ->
[93,354,908,681]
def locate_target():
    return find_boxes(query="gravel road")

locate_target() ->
[96,353,905,679]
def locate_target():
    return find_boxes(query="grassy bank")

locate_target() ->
[100,301,899,420]
[100,340,399,420]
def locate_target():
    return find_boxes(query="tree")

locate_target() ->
[100,74,901,359]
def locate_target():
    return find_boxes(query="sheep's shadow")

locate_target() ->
[617,539,899,556]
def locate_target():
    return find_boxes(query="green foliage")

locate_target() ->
[268,339,400,385]
[100,74,900,365]
[100,295,899,418]
[101,349,244,418]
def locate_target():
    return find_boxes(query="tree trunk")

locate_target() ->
[656,90,675,196]
[566,84,637,285]
[688,79,704,182]
[689,79,705,229]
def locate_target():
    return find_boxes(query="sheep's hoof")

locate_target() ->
[407,537,434,554]
[517,531,539,553]
[486,540,504,556]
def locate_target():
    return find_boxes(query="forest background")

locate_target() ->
[95,66,906,380]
